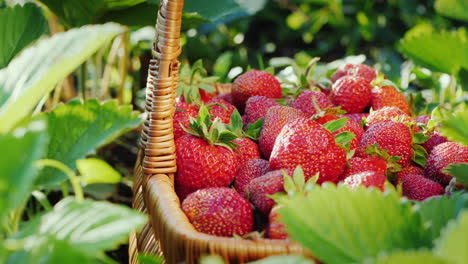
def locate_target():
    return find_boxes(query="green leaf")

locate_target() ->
[5,197,146,263]
[35,99,143,187]
[434,210,468,264]
[279,185,429,264]
[248,255,316,264]
[76,158,122,185]
[438,105,468,146]
[213,51,233,80]
[245,118,263,141]
[412,144,428,167]
[0,120,48,221]
[334,131,355,145]
[199,255,227,264]
[444,163,468,184]
[375,250,448,264]
[323,118,349,133]
[137,253,164,264]
[0,23,124,133]
[228,109,244,135]
[435,0,468,21]
[0,4,48,69]
[399,24,468,75]
[416,193,468,243]
[413,132,430,144]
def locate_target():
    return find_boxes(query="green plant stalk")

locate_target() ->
[93,49,103,99]
[36,159,84,202]
[101,35,121,99]
[6,197,29,234]
[79,62,87,101]
[117,29,129,104]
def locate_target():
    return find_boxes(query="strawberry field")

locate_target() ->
[1,0,468,264]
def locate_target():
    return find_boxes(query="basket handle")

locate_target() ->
[141,0,184,176]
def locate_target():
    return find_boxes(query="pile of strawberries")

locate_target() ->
[172,63,468,239]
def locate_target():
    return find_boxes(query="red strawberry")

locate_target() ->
[214,92,233,104]
[421,131,448,155]
[270,118,347,184]
[321,116,364,150]
[366,107,415,130]
[331,76,372,114]
[182,187,253,237]
[342,171,387,191]
[341,113,369,124]
[244,95,280,124]
[173,101,199,140]
[356,121,413,167]
[339,157,387,181]
[331,64,377,83]
[259,106,308,159]
[233,137,261,167]
[207,98,236,124]
[267,205,288,240]
[424,142,468,186]
[234,159,270,197]
[370,86,411,115]
[395,165,424,185]
[179,88,213,104]
[400,173,444,201]
[245,170,289,215]
[290,91,334,116]
[232,70,282,113]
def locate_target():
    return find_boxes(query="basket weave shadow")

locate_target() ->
[129,0,309,263]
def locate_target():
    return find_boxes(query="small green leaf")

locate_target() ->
[334,131,355,145]
[76,158,122,185]
[435,210,468,264]
[323,118,349,133]
[413,132,430,144]
[229,109,244,134]
[444,163,468,184]
[438,105,468,146]
[412,144,428,167]
[199,83,216,93]
[213,51,233,80]
[293,166,305,188]
[248,254,315,264]
[245,118,264,141]
[35,99,143,187]
[137,253,164,264]
[435,0,468,21]
[375,250,448,264]
[218,131,238,142]
[283,174,296,196]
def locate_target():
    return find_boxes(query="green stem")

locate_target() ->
[35,159,84,202]
[8,197,29,234]
[80,62,87,101]
[117,29,129,104]
[61,181,70,198]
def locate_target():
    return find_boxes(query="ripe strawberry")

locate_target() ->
[370,85,411,115]
[234,159,270,197]
[290,91,334,116]
[233,137,261,167]
[321,116,364,150]
[182,187,253,237]
[330,64,377,83]
[342,171,387,191]
[331,76,372,114]
[214,92,233,104]
[270,118,347,184]
[424,142,468,186]
[356,121,413,167]
[244,95,280,125]
[341,113,369,124]
[365,107,415,129]
[267,205,288,240]
[400,173,444,201]
[173,101,199,140]
[339,156,387,181]
[232,70,282,113]
[245,170,290,215]
[395,165,424,185]
[421,131,448,155]
[259,106,308,159]
[207,98,236,124]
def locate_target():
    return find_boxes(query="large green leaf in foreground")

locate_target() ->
[279,185,429,264]
[0,3,48,68]
[0,120,48,221]
[5,197,146,263]
[435,0,468,21]
[35,99,143,187]
[0,23,123,133]
[375,251,448,264]
[434,210,468,264]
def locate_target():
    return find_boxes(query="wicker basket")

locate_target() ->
[129,0,309,263]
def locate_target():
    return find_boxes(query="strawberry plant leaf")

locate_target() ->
[415,193,468,244]
[247,254,315,264]
[443,163,468,184]
[413,132,430,144]
[323,118,349,133]
[228,109,244,135]
[435,0,468,21]
[279,185,430,264]
[0,23,124,133]
[0,120,48,221]
[76,158,122,185]
[438,105,468,146]
[0,4,48,68]
[245,118,264,141]
[412,144,428,167]
[35,99,143,187]
[334,131,355,145]
[4,197,146,263]
[434,210,468,264]
[375,250,448,264]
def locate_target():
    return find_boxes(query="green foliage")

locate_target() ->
[36,99,143,187]
[0,3,48,68]
[0,120,48,222]
[76,158,122,185]
[434,211,468,264]
[375,251,448,264]
[248,255,315,264]
[279,185,429,264]
[0,23,124,133]
[438,104,468,145]
[4,197,146,263]
[444,163,468,184]
[322,118,348,133]
[435,0,468,21]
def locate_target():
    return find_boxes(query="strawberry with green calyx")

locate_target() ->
[399,173,445,201]
[365,107,415,131]
[341,113,369,126]
[174,101,199,140]
[331,76,372,114]
[244,96,280,125]
[234,159,270,197]
[270,117,347,184]
[175,106,240,199]
[424,142,468,186]
[181,187,253,237]
[206,97,236,124]
[178,59,219,105]
[290,91,335,117]
[322,117,363,151]
[342,170,388,191]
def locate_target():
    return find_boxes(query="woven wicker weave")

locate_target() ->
[129,0,309,263]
